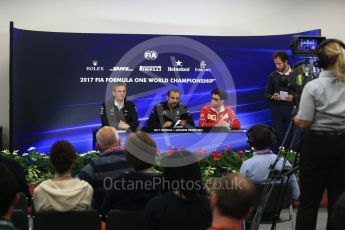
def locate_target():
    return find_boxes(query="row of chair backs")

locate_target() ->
[14,184,292,229]
[33,210,101,230]
[12,193,142,230]
[12,209,142,230]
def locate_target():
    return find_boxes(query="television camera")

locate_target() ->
[289,35,326,93]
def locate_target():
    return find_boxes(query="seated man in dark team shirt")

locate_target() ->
[100,82,139,132]
[146,89,195,130]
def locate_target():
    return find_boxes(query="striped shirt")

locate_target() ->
[78,149,133,194]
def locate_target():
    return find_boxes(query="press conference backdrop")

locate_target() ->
[10,25,320,153]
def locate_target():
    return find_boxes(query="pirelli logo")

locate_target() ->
[139,66,162,72]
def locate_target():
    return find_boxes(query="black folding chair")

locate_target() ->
[106,209,142,230]
[33,210,101,230]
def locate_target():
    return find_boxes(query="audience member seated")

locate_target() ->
[209,173,255,230]
[101,131,161,216]
[0,164,20,230]
[78,126,133,210]
[332,191,345,230]
[34,140,93,211]
[240,124,300,203]
[141,150,211,230]
[0,154,31,202]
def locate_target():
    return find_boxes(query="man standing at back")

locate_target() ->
[78,126,132,210]
[265,51,295,147]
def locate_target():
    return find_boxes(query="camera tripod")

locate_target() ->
[249,108,302,230]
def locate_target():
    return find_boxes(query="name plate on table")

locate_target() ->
[142,127,246,133]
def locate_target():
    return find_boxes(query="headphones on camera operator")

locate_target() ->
[246,124,276,150]
[315,38,345,69]
[289,38,345,108]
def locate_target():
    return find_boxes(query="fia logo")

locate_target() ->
[144,50,158,60]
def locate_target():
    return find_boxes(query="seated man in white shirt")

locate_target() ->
[240,124,300,203]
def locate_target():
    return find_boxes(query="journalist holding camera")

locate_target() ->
[294,39,345,230]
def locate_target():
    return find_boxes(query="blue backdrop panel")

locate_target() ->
[11,27,320,153]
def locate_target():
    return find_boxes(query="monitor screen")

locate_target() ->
[291,35,325,56]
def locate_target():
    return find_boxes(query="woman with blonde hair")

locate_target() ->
[294,39,345,230]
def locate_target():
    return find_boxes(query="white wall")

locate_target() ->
[1,0,345,148]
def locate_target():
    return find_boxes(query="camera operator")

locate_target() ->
[294,39,345,230]
[265,51,295,148]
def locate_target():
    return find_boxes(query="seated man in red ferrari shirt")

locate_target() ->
[199,88,241,129]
